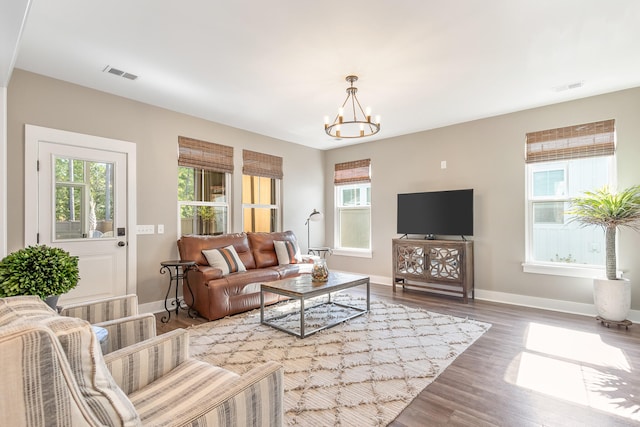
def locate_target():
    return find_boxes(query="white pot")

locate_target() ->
[593,277,631,321]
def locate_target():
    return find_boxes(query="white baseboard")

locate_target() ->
[139,273,640,323]
[366,273,640,323]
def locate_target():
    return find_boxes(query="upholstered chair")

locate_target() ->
[0,295,284,427]
[59,294,156,354]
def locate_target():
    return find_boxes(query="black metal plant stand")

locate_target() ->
[159,260,198,323]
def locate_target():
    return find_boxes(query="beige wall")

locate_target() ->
[8,69,640,312]
[325,87,640,311]
[7,69,325,305]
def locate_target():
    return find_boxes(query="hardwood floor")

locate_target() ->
[154,284,640,426]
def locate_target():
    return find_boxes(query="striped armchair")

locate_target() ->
[0,296,284,427]
[59,294,156,354]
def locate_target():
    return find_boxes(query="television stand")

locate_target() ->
[392,238,474,303]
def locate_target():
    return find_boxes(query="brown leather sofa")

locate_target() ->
[177,230,304,321]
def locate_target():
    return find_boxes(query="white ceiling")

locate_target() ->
[9,0,640,150]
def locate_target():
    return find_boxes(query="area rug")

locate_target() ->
[188,294,491,426]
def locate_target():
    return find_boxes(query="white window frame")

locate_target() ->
[333,182,372,258]
[523,156,616,278]
[241,175,282,233]
[177,168,230,236]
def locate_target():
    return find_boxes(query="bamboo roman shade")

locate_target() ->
[178,136,234,173]
[525,119,615,163]
[242,150,283,180]
[334,159,371,185]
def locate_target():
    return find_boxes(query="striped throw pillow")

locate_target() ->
[274,240,301,265]
[202,245,247,276]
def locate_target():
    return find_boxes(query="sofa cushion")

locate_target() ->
[223,268,280,288]
[203,245,247,276]
[129,359,238,425]
[177,233,256,270]
[274,240,302,265]
[271,264,302,278]
[249,231,299,269]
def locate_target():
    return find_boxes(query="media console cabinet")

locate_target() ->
[392,238,474,303]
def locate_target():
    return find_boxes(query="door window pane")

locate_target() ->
[55,185,84,239]
[54,157,114,240]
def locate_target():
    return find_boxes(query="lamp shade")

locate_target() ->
[308,209,323,222]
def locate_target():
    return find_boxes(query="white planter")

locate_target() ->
[593,278,631,321]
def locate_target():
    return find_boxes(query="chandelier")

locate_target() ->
[324,75,380,139]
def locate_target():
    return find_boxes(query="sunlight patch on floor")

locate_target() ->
[525,323,630,371]
[509,322,639,422]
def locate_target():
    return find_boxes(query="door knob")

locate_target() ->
[117,241,126,247]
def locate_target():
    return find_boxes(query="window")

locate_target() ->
[334,159,371,254]
[54,157,114,239]
[242,150,282,232]
[525,120,615,271]
[178,137,233,236]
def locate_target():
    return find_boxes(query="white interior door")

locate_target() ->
[25,125,137,305]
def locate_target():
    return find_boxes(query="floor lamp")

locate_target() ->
[305,209,323,251]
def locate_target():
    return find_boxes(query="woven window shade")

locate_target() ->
[242,150,283,179]
[334,159,371,185]
[178,136,234,173]
[525,119,615,163]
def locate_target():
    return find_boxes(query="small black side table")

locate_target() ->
[159,260,197,323]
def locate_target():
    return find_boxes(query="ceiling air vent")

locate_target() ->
[103,65,138,81]
[553,80,584,92]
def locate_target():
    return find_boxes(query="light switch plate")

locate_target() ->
[157,224,164,234]
[136,224,154,235]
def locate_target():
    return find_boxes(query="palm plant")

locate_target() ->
[567,185,640,280]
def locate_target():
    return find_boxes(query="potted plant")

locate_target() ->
[0,245,79,309]
[568,185,640,321]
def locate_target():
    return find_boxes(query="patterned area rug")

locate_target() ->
[188,294,490,426]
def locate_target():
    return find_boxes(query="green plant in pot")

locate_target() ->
[568,185,640,321]
[0,245,79,310]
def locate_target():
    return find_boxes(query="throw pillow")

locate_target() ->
[202,245,247,276]
[30,315,140,426]
[274,240,302,265]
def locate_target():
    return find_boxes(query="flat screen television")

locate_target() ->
[397,189,474,237]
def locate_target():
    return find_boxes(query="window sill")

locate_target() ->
[331,249,372,258]
[522,262,608,279]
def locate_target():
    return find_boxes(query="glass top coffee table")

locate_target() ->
[260,271,370,338]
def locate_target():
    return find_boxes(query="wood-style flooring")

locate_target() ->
[155,284,640,426]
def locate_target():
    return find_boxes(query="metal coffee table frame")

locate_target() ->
[260,272,370,338]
